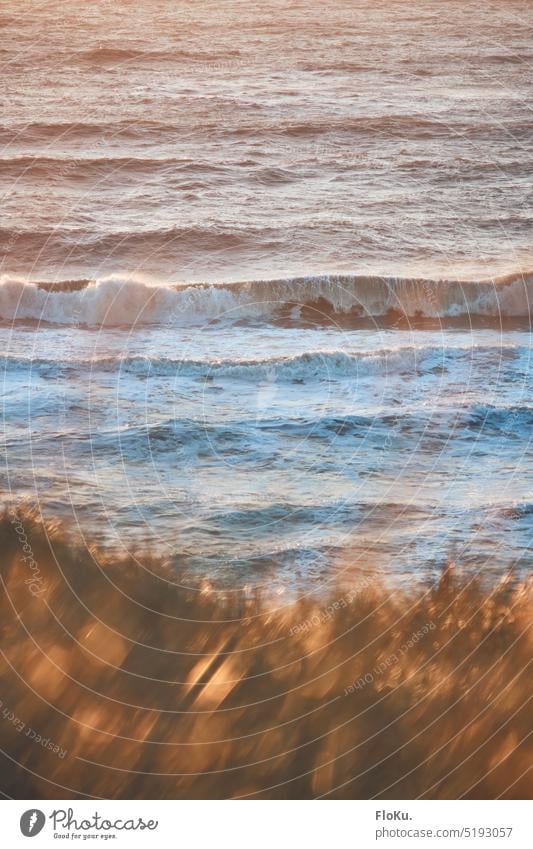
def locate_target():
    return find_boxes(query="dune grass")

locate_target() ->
[0,508,531,799]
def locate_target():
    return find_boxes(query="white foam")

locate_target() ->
[0,344,524,383]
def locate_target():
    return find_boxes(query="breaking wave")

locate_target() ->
[0,271,530,327]
[0,345,525,382]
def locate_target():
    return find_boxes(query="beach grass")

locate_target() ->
[0,508,531,799]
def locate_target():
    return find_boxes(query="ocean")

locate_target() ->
[1,0,531,591]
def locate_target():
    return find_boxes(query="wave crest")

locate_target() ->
[0,271,530,327]
[0,345,524,382]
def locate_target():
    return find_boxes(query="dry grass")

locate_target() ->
[0,508,531,799]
